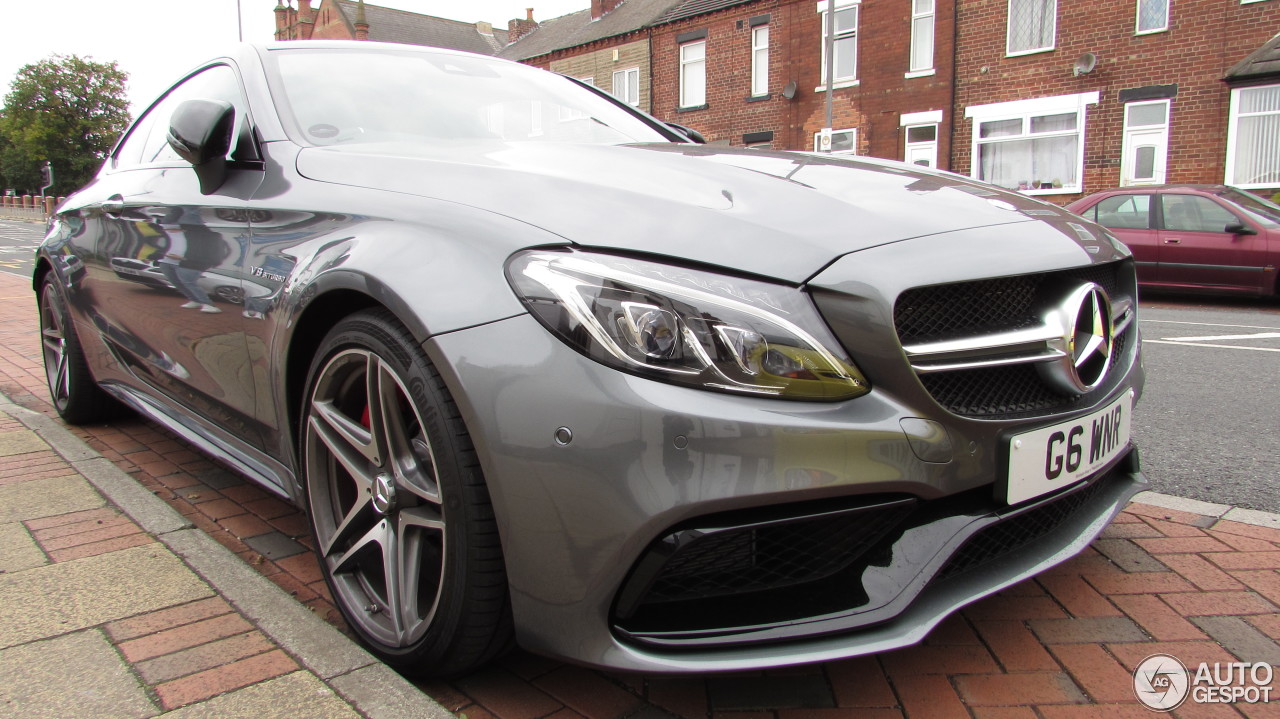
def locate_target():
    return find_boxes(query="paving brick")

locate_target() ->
[971,620,1060,672]
[1082,571,1197,596]
[1101,521,1164,539]
[195,498,246,521]
[954,672,1087,706]
[1246,613,1280,640]
[30,512,132,541]
[1091,539,1169,573]
[645,676,710,718]
[1037,575,1123,618]
[154,651,299,709]
[971,708,1038,719]
[117,613,255,662]
[1029,616,1147,645]
[38,520,145,551]
[106,597,234,641]
[49,532,155,562]
[1160,591,1278,617]
[1141,516,1212,538]
[1048,644,1135,703]
[706,674,834,711]
[267,570,320,603]
[24,507,119,531]
[880,643,999,676]
[136,630,276,684]
[889,673,968,719]
[275,552,325,585]
[217,513,273,539]
[826,656,896,707]
[1206,552,1280,571]
[1133,536,1234,555]
[1189,616,1280,665]
[454,666,565,719]
[1210,520,1280,545]
[777,710,904,719]
[964,594,1069,622]
[498,649,563,681]
[1124,504,1216,527]
[268,512,310,537]
[243,531,307,560]
[1157,553,1246,591]
[1205,530,1280,553]
[1037,707,1152,719]
[415,680,472,713]
[1107,641,1238,671]
[1110,594,1208,641]
[923,614,982,645]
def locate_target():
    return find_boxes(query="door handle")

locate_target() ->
[99,195,125,217]
[1163,238,1182,244]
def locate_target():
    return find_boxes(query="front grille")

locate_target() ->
[895,261,1136,419]
[641,503,913,604]
[920,331,1130,419]
[938,474,1111,579]
[895,264,1124,345]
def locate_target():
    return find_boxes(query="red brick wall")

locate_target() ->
[953,0,1280,201]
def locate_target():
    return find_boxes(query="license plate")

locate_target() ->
[1005,392,1133,505]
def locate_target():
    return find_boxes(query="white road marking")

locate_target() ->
[1145,340,1280,353]
[1161,332,1280,342]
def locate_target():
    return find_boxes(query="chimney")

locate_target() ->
[274,2,289,40]
[476,21,494,36]
[591,0,625,20]
[508,9,539,42]
[297,0,315,39]
[353,0,369,40]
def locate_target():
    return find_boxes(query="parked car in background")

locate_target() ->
[35,42,1147,677]
[1067,185,1280,297]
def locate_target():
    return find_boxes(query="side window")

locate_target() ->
[1093,194,1152,230]
[1163,195,1240,233]
[113,65,250,170]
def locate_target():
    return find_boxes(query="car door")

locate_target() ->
[1080,193,1160,285]
[1157,193,1267,293]
[66,63,265,439]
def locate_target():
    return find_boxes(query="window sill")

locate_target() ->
[1005,47,1055,58]
[1017,187,1079,196]
[677,104,709,113]
[747,93,772,102]
[904,69,936,79]
[814,80,859,92]
[1134,28,1168,35]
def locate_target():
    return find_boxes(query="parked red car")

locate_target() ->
[1067,185,1280,297]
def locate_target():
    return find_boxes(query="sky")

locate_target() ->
[1,1,590,116]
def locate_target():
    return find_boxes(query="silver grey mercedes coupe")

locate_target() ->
[34,42,1146,676]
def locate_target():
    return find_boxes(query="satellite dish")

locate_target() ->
[782,80,798,100]
[1073,52,1098,76]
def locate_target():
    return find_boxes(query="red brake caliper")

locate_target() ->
[360,405,371,429]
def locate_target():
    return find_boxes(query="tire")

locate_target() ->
[37,276,120,424]
[301,309,512,676]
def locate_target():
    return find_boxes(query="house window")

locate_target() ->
[611,67,640,107]
[817,1,859,86]
[1121,100,1169,185]
[814,128,857,154]
[1226,84,1280,188]
[965,92,1098,194]
[1135,0,1168,33]
[680,40,707,108]
[751,25,770,96]
[909,0,935,74]
[1007,0,1056,56]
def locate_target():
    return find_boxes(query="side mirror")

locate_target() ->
[666,122,707,144]
[1224,222,1258,236]
[167,99,235,194]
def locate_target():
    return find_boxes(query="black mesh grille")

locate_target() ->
[921,331,1130,419]
[895,262,1135,419]
[642,504,913,604]
[937,477,1110,580]
[895,264,1124,345]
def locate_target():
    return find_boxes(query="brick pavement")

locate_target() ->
[2,264,1278,718]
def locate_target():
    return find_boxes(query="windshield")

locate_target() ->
[268,47,672,147]
[1221,187,1280,228]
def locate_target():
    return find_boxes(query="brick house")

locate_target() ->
[646,0,955,166]
[273,0,511,54]
[499,0,687,113]
[951,0,1280,202]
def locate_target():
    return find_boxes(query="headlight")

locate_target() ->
[506,250,870,400]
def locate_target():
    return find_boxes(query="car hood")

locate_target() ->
[296,141,1092,283]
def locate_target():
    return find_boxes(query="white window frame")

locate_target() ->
[1225,84,1280,189]
[1135,0,1169,34]
[611,67,640,107]
[816,1,860,90]
[680,40,707,108]
[1120,99,1170,186]
[902,110,943,168]
[908,0,936,76]
[1006,0,1057,56]
[965,92,1098,195]
[751,25,770,97]
[814,128,857,154]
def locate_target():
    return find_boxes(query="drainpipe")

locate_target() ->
[823,0,835,151]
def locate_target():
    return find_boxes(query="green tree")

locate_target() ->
[0,54,131,195]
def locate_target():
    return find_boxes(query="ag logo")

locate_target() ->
[1134,653,1190,711]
